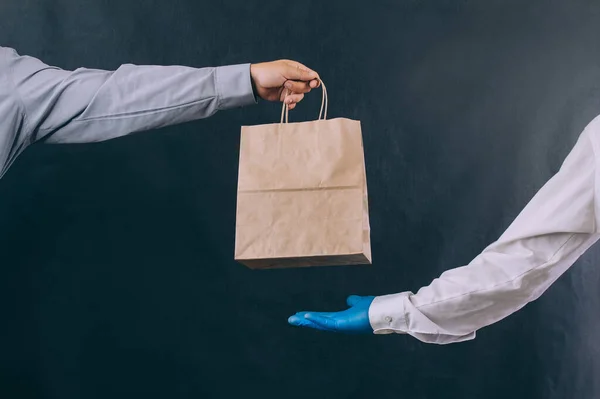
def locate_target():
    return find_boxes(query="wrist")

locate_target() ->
[249,66,259,101]
[214,63,258,109]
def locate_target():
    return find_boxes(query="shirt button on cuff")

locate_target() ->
[384,316,393,323]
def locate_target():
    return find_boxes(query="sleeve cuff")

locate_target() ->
[368,292,411,335]
[215,63,258,110]
[369,292,478,343]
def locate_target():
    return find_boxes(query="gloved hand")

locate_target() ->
[288,295,376,334]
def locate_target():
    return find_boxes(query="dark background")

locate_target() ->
[1,0,600,398]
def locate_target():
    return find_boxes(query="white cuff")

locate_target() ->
[368,292,411,335]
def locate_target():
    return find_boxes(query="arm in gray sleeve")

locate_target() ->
[368,116,600,344]
[7,46,257,145]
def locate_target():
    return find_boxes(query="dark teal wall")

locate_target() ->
[1,1,600,398]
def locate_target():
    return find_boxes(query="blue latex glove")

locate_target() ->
[288,295,376,334]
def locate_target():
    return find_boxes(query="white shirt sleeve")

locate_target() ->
[368,116,600,344]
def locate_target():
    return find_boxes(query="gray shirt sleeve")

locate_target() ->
[0,46,258,177]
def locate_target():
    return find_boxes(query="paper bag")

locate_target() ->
[234,80,371,269]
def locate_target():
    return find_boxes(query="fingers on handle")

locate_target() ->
[285,61,319,82]
[285,93,305,104]
[284,80,313,94]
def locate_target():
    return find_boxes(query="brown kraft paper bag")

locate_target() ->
[234,80,371,269]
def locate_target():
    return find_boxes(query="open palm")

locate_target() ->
[288,295,376,334]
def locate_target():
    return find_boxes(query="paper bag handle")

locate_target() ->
[280,79,328,124]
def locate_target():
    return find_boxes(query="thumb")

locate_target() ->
[285,61,319,82]
[346,295,364,307]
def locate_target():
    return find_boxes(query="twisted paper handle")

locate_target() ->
[280,79,328,124]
